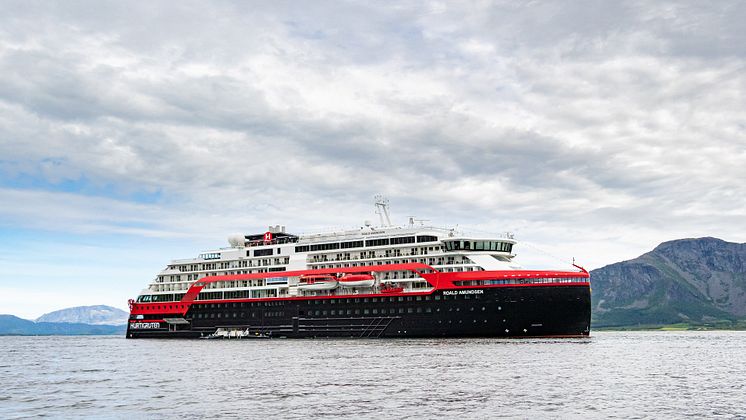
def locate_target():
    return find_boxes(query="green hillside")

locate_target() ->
[590,237,746,329]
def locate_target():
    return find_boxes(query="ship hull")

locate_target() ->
[127,284,591,339]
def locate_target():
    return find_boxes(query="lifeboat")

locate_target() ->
[338,273,375,288]
[297,275,338,291]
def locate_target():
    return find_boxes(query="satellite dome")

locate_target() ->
[227,234,245,248]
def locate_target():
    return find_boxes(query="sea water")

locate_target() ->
[1,331,745,418]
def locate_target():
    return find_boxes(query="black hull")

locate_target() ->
[127,285,591,339]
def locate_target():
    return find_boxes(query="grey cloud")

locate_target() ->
[0,0,745,269]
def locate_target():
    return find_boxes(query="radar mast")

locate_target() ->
[374,195,392,227]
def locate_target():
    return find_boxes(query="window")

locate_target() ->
[391,236,415,245]
[416,235,438,243]
[295,245,310,253]
[310,243,340,251]
[254,248,273,257]
[366,238,390,247]
[341,240,364,249]
[442,240,513,253]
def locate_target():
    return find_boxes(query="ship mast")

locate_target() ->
[374,195,392,227]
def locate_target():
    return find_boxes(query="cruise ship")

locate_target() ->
[126,199,591,338]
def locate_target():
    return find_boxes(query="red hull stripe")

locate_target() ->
[128,262,589,317]
[166,282,590,306]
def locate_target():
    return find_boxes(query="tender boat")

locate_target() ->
[297,274,338,290]
[338,273,375,288]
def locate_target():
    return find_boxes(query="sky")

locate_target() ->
[1,1,745,319]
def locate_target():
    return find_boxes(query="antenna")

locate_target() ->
[374,194,392,227]
[408,217,429,227]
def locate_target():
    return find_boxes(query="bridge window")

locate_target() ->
[366,238,390,247]
[443,240,513,253]
[391,236,415,245]
[341,240,364,249]
[310,243,340,251]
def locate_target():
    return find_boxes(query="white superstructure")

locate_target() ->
[136,203,520,304]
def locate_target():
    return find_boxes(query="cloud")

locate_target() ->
[0,1,745,315]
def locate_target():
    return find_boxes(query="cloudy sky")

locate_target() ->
[1,1,744,318]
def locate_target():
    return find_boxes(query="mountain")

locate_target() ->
[0,304,128,335]
[591,237,746,328]
[36,305,128,325]
[0,315,125,335]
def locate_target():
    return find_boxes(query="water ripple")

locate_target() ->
[0,332,745,418]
